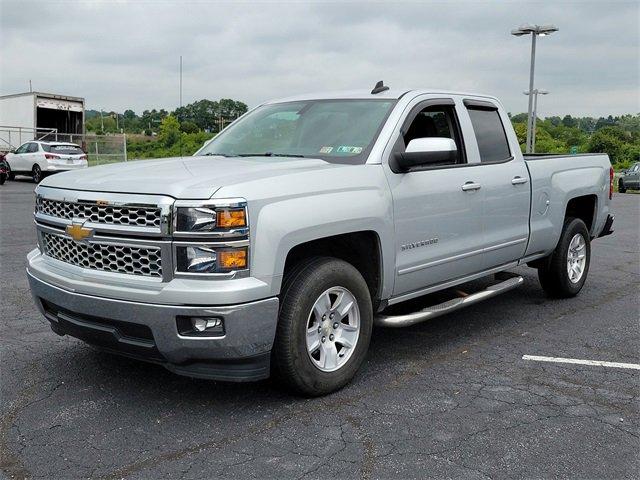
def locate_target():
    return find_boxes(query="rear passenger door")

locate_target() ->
[462,100,530,269]
[25,142,40,171]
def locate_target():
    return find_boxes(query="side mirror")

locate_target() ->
[393,137,458,172]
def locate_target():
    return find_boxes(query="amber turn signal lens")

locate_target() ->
[218,249,247,269]
[216,208,246,228]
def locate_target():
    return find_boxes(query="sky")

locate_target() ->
[0,0,638,117]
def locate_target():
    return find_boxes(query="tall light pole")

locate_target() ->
[523,89,549,153]
[511,24,558,153]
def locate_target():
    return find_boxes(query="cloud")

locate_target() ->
[0,0,638,117]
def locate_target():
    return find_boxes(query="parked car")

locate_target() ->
[618,162,639,193]
[4,141,88,183]
[27,84,614,396]
[0,155,8,185]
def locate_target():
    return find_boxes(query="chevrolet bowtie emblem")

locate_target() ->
[65,223,94,242]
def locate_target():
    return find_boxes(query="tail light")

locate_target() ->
[44,154,60,160]
[609,166,614,200]
[80,154,88,160]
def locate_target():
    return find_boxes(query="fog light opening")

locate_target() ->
[177,316,225,337]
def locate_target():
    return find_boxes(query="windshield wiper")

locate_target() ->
[202,152,238,157]
[235,152,306,158]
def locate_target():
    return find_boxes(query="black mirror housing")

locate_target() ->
[392,149,458,173]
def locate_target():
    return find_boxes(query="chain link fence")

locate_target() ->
[0,127,128,166]
[54,133,127,166]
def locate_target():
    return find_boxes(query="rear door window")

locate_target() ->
[466,107,511,163]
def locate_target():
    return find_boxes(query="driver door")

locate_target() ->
[8,143,30,171]
[384,97,486,297]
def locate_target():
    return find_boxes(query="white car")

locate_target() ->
[5,141,88,183]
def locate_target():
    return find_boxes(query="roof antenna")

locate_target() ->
[371,80,389,94]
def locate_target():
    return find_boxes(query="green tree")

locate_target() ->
[158,115,181,147]
[587,127,625,164]
[180,120,199,134]
[510,113,528,124]
[561,115,577,128]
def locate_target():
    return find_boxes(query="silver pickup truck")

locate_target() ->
[27,84,615,396]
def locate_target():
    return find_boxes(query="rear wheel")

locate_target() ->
[32,164,43,183]
[0,173,6,185]
[537,217,591,298]
[273,257,373,396]
[618,179,626,193]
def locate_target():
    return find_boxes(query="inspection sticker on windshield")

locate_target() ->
[319,146,333,154]
[336,146,363,154]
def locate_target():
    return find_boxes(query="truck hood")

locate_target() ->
[40,155,339,199]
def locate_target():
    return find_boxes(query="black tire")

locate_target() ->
[618,179,626,193]
[0,173,6,185]
[273,257,373,396]
[32,164,43,183]
[537,217,591,298]
[7,163,15,181]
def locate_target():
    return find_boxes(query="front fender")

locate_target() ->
[250,187,395,298]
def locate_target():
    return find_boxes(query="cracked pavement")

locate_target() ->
[1,179,638,479]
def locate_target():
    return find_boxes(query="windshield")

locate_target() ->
[197,99,396,164]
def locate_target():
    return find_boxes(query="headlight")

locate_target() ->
[174,200,247,236]
[175,245,248,274]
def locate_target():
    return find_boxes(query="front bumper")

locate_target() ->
[28,271,279,382]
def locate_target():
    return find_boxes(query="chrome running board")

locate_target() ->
[375,272,523,328]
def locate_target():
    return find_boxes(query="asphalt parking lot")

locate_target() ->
[1,179,638,479]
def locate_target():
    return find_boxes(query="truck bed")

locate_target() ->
[523,152,612,258]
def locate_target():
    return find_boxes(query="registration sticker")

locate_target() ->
[319,146,333,154]
[336,146,363,154]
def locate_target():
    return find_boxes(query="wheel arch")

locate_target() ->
[282,231,384,309]
[565,194,598,235]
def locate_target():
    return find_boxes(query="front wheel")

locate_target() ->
[32,164,43,183]
[537,217,591,298]
[273,257,373,396]
[618,180,626,193]
[7,163,15,181]
[0,173,6,185]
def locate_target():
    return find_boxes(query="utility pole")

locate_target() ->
[29,80,32,92]
[100,109,104,132]
[511,24,558,153]
[523,89,549,153]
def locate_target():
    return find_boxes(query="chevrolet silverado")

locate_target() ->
[27,83,615,395]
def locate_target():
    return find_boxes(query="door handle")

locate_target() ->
[511,176,528,185]
[461,181,481,191]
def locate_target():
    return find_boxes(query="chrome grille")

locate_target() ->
[42,232,162,277]
[36,198,161,228]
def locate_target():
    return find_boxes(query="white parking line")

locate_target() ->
[522,355,640,370]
